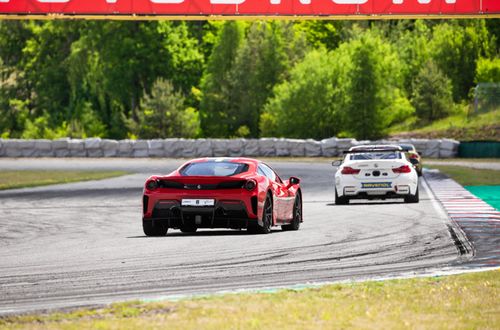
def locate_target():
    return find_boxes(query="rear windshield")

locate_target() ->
[399,145,413,152]
[350,152,402,160]
[180,161,249,176]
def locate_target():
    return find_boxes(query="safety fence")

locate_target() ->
[0,137,460,158]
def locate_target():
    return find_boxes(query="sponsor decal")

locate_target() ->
[362,182,392,189]
[1,0,498,16]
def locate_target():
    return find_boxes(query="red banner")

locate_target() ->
[1,0,499,17]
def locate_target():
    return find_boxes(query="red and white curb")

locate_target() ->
[425,169,500,268]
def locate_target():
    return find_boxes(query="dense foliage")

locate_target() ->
[0,19,498,140]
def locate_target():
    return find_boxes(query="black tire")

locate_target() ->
[282,194,301,231]
[251,194,273,234]
[143,219,168,236]
[335,188,349,205]
[180,225,197,234]
[404,187,419,203]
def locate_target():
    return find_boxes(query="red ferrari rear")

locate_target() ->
[142,158,302,236]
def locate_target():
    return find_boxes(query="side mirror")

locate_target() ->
[332,160,342,166]
[289,177,300,185]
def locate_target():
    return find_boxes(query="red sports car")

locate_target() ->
[142,158,302,236]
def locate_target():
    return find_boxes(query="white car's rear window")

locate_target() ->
[350,152,402,160]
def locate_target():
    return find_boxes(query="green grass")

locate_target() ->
[415,109,499,132]
[1,270,498,329]
[427,165,500,186]
[0,170,130,190]
[390,108,500,141]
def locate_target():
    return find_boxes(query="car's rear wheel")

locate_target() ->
[404,187,419,203]
[180,225,197,233]
[143,219,168,236]
[250,194,273,234]
[282,194,301,231]
[335,188,349,205]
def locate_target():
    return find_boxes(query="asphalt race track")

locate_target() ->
[0,159,461,315]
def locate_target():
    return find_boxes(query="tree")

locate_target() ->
[0,21,32,66]
[260,49,341,139]
[430,20,494,101]
[343,39,375,140]
[21,21,84,126]
[65,21,203,138]
[227,21,307,137]
[473,57,500,114]
[294,20,343,51]
[1,19,493,140]
[393,20,432,96]
[262,30,410,140]
[136,79,200,138]
[411,60,454,124]
[486,19,500,54]
[199,21,245,137]
[341,31,406,140]
[158,22,205,96]
[475,57,500,83]
[0,20,205,139]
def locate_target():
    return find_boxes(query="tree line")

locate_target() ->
[0,19,499,140]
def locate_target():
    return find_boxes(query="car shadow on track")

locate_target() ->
[326,201,406,206]
[128,229,283,238]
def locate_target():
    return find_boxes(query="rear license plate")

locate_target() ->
[361,182,392,189]
[181,199,215,207]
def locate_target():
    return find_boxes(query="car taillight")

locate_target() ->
[409,154,419,159]
[146,180,158,191]
[392,165,412,173]
[244,179,257,191]
[341,166,360,175]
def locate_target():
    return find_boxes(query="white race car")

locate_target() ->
[333,145,419,205]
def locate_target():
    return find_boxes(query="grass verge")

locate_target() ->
[390,108,500,141]
[1,270,498,329]
[426,165,500,186]
[0,170,130,190]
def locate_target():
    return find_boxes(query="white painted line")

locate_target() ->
[454,219,500,223]
[446,205,494,208]
[448,211,500,215]
[450,212,500,219]
[457,225,499,229]
[450,215,498,218]
[444,206,491,208]
[444,202,490,205]
[420,178,450,221]
[442,201,488,204]
[446,204,495,206]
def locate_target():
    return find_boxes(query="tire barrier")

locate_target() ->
[0,137,460,158]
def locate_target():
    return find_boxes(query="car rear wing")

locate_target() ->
[343,147,403,154]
